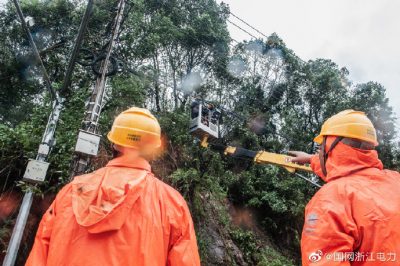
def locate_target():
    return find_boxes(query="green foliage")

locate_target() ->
[227,165,312,253]
[257,246,295,266]
[47,86,88,184]
[158,111,194,147]
[0,101,50,190]
[0,218,13,253]
[230,228,259,262]
[0,0,85,124]
[230,228,295,266]
[170,168,200,199]
[351,82,398,168]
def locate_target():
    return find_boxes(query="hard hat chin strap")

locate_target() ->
[319,136,343,176]
[112,144,121,158]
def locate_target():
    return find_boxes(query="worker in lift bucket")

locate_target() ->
[26,107,201,266]
[288,110,400,265]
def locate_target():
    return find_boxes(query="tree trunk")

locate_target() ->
[152,55,161,112]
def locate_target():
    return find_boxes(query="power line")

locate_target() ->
[229,12,269,40]
[167,23,287,109]
[13,0,59,103]
[227,19,258,39]
[60,0,93,96]
[295,172,322,188]
[120,8,286,112]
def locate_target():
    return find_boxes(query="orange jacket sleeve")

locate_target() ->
[167,201,200,266]
[301,184,359,265]
[25,201,56,266]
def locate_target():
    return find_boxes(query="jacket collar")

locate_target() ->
[106,153,151,171]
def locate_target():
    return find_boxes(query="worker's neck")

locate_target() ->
[112,145,153,162]
[119,150,141,160]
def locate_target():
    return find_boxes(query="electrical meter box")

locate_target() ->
[23,160,50,182]
[75,130,101,156]
[190,100,221,140]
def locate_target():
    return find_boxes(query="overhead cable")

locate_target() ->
[13,0,59,102]
[60,0,94,96]
[295,173,322,188]
[227,19,258,39]
[229,11,269,39]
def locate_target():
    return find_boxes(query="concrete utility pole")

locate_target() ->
[71,0,126,178]
[2,1,93,265]
[2,100,63,266]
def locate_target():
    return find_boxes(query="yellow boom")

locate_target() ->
[201,136,312,173]
[224,146,312,173]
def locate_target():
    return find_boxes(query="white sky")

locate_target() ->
[221,0,400,129]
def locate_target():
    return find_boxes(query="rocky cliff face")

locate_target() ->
[188,189,296,265]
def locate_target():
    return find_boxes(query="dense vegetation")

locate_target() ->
[0,0,398,265]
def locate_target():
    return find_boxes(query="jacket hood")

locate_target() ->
[310,136,383,182]
[71,154,151,233]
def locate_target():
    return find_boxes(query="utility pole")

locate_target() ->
[2,1,93,265]
[71,0,126,178]
[2,101,63,266]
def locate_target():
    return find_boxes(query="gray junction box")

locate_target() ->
[75,130,101,156]
[23,160,50,182]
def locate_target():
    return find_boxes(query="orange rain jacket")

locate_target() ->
[301,136,400,265]
[26,155,200,266]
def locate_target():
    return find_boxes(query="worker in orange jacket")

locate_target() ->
[26,107,201,266]
[289,110,400,265]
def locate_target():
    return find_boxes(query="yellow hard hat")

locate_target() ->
[107,107,161,150]
[314,109,378,146]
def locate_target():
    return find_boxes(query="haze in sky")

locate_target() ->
[221,0,400,128]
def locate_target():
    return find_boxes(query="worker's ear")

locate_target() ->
[112,144,121,158]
